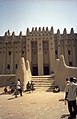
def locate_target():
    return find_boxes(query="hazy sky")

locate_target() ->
[0,0,77,35]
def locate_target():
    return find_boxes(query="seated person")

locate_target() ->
[53,85,60,93]
[26,81,31,91]
[4,86,12,94]
[10,83,16,93]
[30,81,35,91]
[4,87,8,93]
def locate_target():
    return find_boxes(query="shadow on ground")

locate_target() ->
[61,114,69,118]
[0,92,9,95]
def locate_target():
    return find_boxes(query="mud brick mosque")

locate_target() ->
[0,27,77,75]
[0,27,77,90]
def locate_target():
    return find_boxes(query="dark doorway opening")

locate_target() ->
[32,66,38,76]
[44,66,49,75]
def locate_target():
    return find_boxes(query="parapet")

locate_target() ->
[63,28,67,34]
[46,27,49,31]
[38,27,41,31]
[32,27,34,32]
[12,31,15,36]
[35,27,37,31]
[42,27,45,31]
[70,28,74,34]
[3,27,76,37]
[4,30,10,36]
[57,29,60,34]
[19,31,22,38]
[50,27,54,34]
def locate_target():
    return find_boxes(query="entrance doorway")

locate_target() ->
[32,66,38,76]
[44,66,49,75]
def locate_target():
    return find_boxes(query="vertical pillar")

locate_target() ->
[26,33,31,66]
[72,39,76,66]
[70,28,76,66]
[2,42,6,74]
[49,27,55,73]
[2,32,8,74]
[19,32,22,62]
[57,29,62,59]
[63,28,69,65]
[0,42,3,73]
[10,41,14,73]
[12,32,16,73]
[37,27,43,75]
[37,40,43,75]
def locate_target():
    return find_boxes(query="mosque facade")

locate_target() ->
[0,27,77,75]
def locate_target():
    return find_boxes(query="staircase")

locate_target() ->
[31,74,55,91]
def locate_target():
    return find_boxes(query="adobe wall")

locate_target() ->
[54,55,77,91]
[0,74,15,87]
[15,57,31,90]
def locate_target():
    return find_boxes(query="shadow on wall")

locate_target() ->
[54,55,77,91]
[0,74,15,87]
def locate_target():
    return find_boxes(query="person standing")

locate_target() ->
[17,79,22,96]
[65,77,77,119]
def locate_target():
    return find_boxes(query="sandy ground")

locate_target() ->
[0,88,70,119]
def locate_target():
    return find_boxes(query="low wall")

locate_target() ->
[0,74,15,87]
[54,55,77,91]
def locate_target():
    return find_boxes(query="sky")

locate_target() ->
[0,0,77,36]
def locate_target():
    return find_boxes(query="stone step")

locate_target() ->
[33,80,54,86]
[31,74,54,79]
[34,86,55,92]
[31,74,55,91]
[34,83,54,88]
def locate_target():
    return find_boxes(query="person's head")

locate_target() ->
[18,79,20,81]
[56,85,59,87]
[70,77,73,82]
[28,81,29,84]
[66,78,69,81]
[65,78,70,84]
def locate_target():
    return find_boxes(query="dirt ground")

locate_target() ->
[0,88,70,119]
